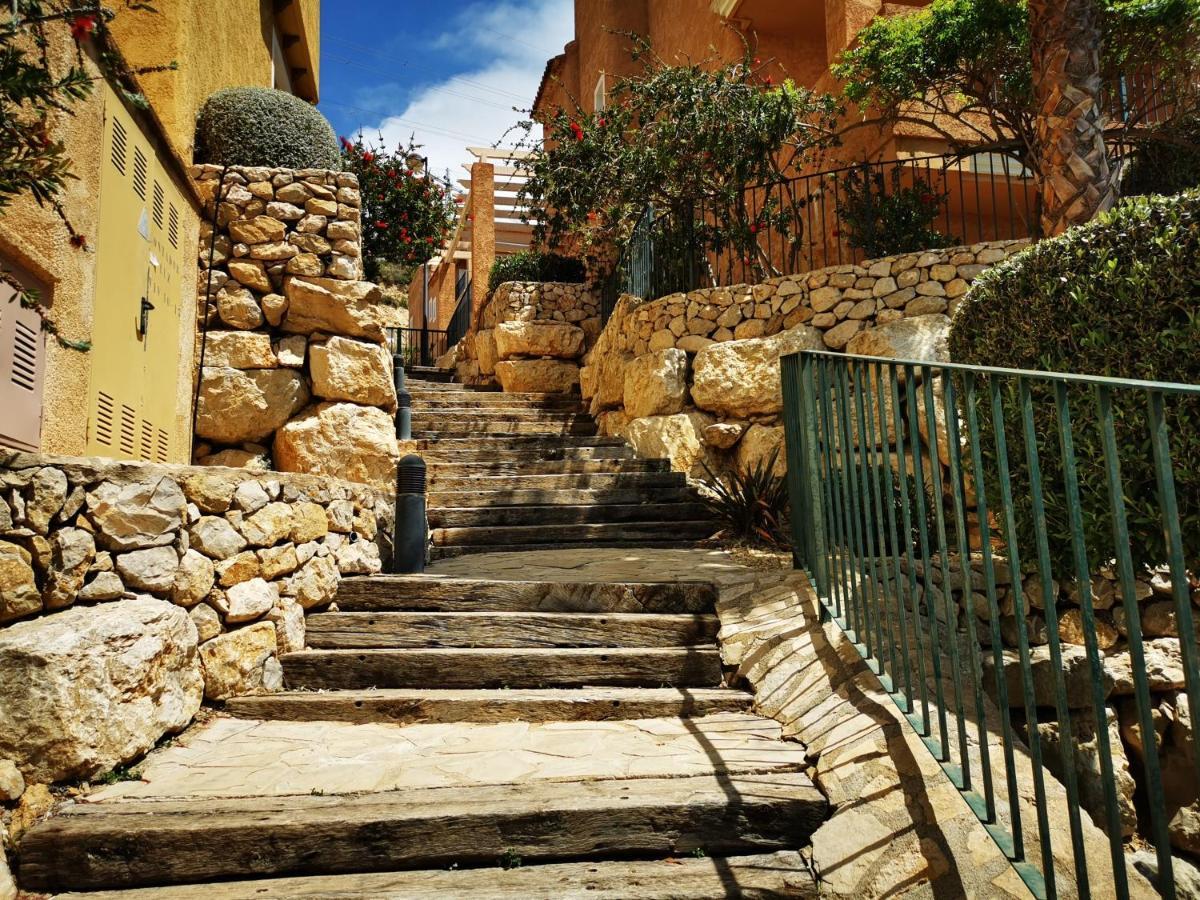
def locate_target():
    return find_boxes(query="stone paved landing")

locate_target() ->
[88,711,807,802]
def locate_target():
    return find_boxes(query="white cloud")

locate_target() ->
[363,0,573,184]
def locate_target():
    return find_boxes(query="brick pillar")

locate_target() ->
[469,162,495,319]
[407,267,425,329]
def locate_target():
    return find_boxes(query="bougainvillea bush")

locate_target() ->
[514,37,841,284]
[341,135,457,283]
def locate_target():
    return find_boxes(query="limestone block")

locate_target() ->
[228,216,285,244]
[821,319,862,350]
[227,259,272,293]
[0,759,24,802]
[188,516,248,560]
[41,526,95,609]
[276,334,306,367]
[203,331,277,369]
[25,466,66,532]
[216,288,263,330]
[590,353,631,411]
[115,546,179,594]
[735,424,786,477]
[87,476,186,551]
[78,571,124,602]
[691,326,824,417]
[267,597,306,655]
[286,554,340,609]
[290,502,329,544]
[0,597,202,782]
[198,622,282,701]
[703,422,747,449]
[274,403,399,488]
[494,321,585,360]
[623,349,688,419]
[0,542,41,623]
[846,313,950,365]
[494,359,580,394]
[261,293,288,327]
[171,549,215,607]
[225,577,279,623]
[282,277,390,342]
[1038,705,1137,837]
[475,329,498,375]
[195,367,310,444]
[239,502,293,547]
[309,336,398,410]
[286,253,324,276]
[189,603,222,642]
[626,411,716,478]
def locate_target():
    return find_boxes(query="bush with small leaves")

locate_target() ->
[195,87,341,170]
[487,251,586,293]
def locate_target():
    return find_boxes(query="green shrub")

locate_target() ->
[835,166,956,259]
[701,449,790,548]
[195,87,341,170]
[1122,118,1200,198]
[487,251,586,293]
[948,190,1200,573]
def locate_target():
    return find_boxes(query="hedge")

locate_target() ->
[487,251,586,293]
[949,190,1200,574]
[195,87,341,170]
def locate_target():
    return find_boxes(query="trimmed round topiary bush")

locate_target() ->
[949,190,1200,573]
[487,251,586,293]
[195,87,341,170]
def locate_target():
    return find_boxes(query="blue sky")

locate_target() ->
[318,0,573,183]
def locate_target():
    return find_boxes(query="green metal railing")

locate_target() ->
[781,349,1200,899]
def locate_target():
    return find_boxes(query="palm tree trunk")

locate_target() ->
[1029,0,1116,236]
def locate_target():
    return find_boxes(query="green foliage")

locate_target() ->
[835,166,955,258]
[93,764,141,785]
[949,190,1200,572]
[340,135,456,282]
[1122,117,1200,197]
[195,87,341,170]
[834,0,1200,173]
[701,448,790,548]
[516,36,841,282]
[487,251,586,292]
[498,849,522,870]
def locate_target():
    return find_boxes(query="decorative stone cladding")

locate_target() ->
[0,451,391,768]
[454,281,600,391]
[579,240,1029,479]
[191,165,400,489]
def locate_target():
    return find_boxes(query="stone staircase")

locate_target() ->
[18,573,825,897]
[405,372,719,559]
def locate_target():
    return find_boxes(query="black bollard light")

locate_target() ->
[393,454,427,574]
[394,360,412,440]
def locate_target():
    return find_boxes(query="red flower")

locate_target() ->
[569,121,584,142]
[375,220,388,229]
[754,57,762,65]
[71,15,97,41]
[597,116,607,127]
[69,233,88,249]
[339,136,353,150]
[763,75,774,86]
[362,152,375,163]
[749,223,758,234]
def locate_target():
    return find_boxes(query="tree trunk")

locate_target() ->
[1029,0,1115,236]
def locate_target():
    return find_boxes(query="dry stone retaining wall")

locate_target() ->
[581,240,1029,478]
[0,452,392,787]
[192,164,401,488]
[455,281,599,390]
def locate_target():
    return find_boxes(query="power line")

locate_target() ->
[324,54,521,113]
[320,98,495,145]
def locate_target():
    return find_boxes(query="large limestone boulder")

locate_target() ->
[308,336,397,410]
[281,277,390,342]
[195,367,309,445]
[735,423,786,477]
[475,329,498,375]
[589,351,632,412]
[0,597,202,782]
[203,331,277,369]
[623,349,688,419]
[625,411,715,478]
[197,622,281,701]
[844,313,951,363]
[691,326,824,417]
[494,359,580,394]
[274,402,399,488]
[494,321,585,360]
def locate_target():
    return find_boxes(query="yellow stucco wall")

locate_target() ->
[0,2,320,459]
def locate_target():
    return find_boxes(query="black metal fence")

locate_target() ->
[388,327,448,368]
[601,150,1042,318]
[445,271,472,349]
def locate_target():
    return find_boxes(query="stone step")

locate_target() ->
[428,502,711,528]
[428,485,694,507]
[335,576,718,614]
[413,409,596,424]
[405,366,456,382]
[50,851,817,898]
[281,646,725,689]
[429,540,717,560]
[425,471,685,492]
[21,773,825,893]
[427,459,668,478]
[412,421,599,437]
[431,521,718,548]
[224,686,753,724]
[413,394,583,408]
[417,434,627,448]
[304,611,721,649]
[423,445,635,463]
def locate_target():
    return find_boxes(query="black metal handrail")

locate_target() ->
[445,272,472,349]
[388,327,448,368]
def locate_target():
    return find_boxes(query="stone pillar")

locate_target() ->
[469,162,495,319]
[407,266,426,330]
[435,261,458,329]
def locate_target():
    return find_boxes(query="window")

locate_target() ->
[593,72,606,112]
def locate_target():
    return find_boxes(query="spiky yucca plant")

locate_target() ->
[700,448,790,548]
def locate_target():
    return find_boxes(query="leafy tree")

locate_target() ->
[340,134,457,283]
[834,0,1200,231]
[515,36,842,284]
